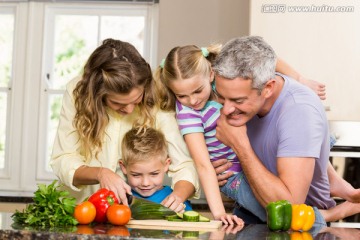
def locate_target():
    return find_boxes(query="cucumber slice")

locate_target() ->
[199,215,210,222]
[183,211,200,222]
[183,231,199,238]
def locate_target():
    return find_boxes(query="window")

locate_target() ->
[0,7,14,174]
[0,1,158,195]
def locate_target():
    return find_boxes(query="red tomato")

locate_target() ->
[74,201,96,224]
[106,204,131,225]
[75,225,95,235]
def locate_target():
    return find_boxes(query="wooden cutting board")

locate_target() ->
[126,219,222,231]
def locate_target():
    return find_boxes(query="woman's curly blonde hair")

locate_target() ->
[73,39,155,160]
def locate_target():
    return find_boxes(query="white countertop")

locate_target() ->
[330,222,360,228]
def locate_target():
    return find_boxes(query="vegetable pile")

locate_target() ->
[266,200,315,232]
[87,188,119,223]
[74,188,131,225]
[11,180,78,227]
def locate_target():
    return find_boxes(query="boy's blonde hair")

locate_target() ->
[121,127,168,166]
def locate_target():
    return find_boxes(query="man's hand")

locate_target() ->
[211,159,234,186]
[216,113,250,150]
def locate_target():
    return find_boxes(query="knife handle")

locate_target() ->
[126,193,133,205]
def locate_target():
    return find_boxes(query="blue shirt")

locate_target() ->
[132,186,192,211]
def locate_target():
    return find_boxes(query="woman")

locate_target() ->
[51,39,199,212]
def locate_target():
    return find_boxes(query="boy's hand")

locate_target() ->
[161,193,186,213]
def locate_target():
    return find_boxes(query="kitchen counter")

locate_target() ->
[1,212,359,239]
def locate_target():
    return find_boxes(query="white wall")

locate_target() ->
[157,0,250,63]
[249,0,360,121]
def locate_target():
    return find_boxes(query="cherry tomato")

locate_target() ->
[74,201,96,224]
[106,204,131,225]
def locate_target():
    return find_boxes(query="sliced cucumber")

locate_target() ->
[199,215,210,222]
[183,231,199,238]
[167,211,210,222]
[183,210,200,222]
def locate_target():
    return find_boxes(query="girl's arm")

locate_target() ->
[276,58,326,100]
[327,162,360,202]
[184,132,243,225]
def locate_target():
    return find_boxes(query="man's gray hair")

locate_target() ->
[213,36,277,90]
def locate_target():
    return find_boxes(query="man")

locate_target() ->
[212,36,334,226]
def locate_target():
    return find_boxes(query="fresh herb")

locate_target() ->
[11,180,78,227]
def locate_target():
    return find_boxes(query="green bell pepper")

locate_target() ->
[266,200,292,231]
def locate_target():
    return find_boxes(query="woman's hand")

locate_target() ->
[161,192,187,213]
[98,167,132,206]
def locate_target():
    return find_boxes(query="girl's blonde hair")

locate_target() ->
[154,44,222,111]
[121,127,168,166]
[73,39,155,160]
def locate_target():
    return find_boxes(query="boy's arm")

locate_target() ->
[161,180,195,213]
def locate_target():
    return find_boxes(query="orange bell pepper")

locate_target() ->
[291,204,315,231]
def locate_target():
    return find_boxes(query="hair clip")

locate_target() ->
[201,47,209,58]
[160,58,165,68]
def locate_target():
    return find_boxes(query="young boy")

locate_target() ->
[119,127,192,212]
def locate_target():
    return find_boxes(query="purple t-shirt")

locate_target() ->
[247,73,335,210]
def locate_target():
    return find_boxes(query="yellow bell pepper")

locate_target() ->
[290,231,313,240]
[291,204,315,231]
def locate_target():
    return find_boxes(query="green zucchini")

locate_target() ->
[130,197,176,220]
[165,214,183,221]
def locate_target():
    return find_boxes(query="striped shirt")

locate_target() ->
[176,100,241,173]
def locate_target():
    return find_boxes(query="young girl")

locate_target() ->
[154,44,360,224]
